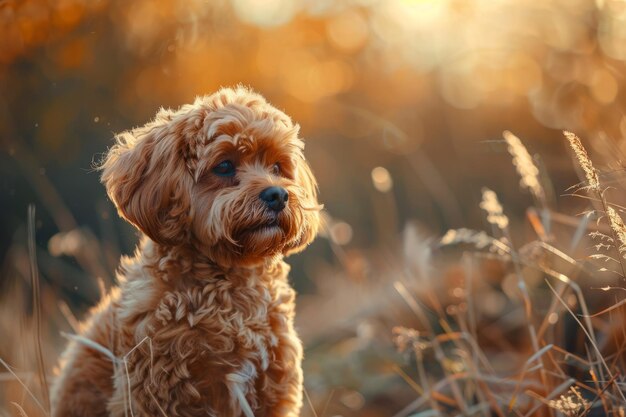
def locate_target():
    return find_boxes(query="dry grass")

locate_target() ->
[299,130,626,416]
[2,130,626,416]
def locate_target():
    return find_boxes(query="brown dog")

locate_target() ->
[50,87,321,417]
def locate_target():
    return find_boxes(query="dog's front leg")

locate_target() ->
[264,329,304,417]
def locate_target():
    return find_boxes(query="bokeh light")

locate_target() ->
[371,166,393,192]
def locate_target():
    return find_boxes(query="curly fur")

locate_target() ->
[50,87,321,417]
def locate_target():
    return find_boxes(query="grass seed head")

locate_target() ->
[547,387,589,417]
[606,206,626,256]
[480,188,509,229]
[564,131,600,191]
[503,131,545,203]
[440,228,510,254]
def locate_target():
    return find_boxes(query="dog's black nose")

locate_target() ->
[260,186,289,212]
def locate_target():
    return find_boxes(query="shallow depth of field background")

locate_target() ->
[3,0,626,416]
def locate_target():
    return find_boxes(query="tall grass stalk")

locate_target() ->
[27,205,49,413]
[564,131,626,279]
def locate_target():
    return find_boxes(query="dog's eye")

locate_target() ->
[213,160,236,177]
[271,163,281,176]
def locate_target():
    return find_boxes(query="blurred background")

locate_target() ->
[3,0,626,416]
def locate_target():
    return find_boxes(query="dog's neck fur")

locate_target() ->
[121,236,287,290]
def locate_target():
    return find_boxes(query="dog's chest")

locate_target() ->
[151,275,289,371]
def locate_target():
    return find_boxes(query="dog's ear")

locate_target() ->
[100,116,194,246]
[285,156,321,255]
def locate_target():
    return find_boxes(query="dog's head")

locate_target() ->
[101,87,321,266]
